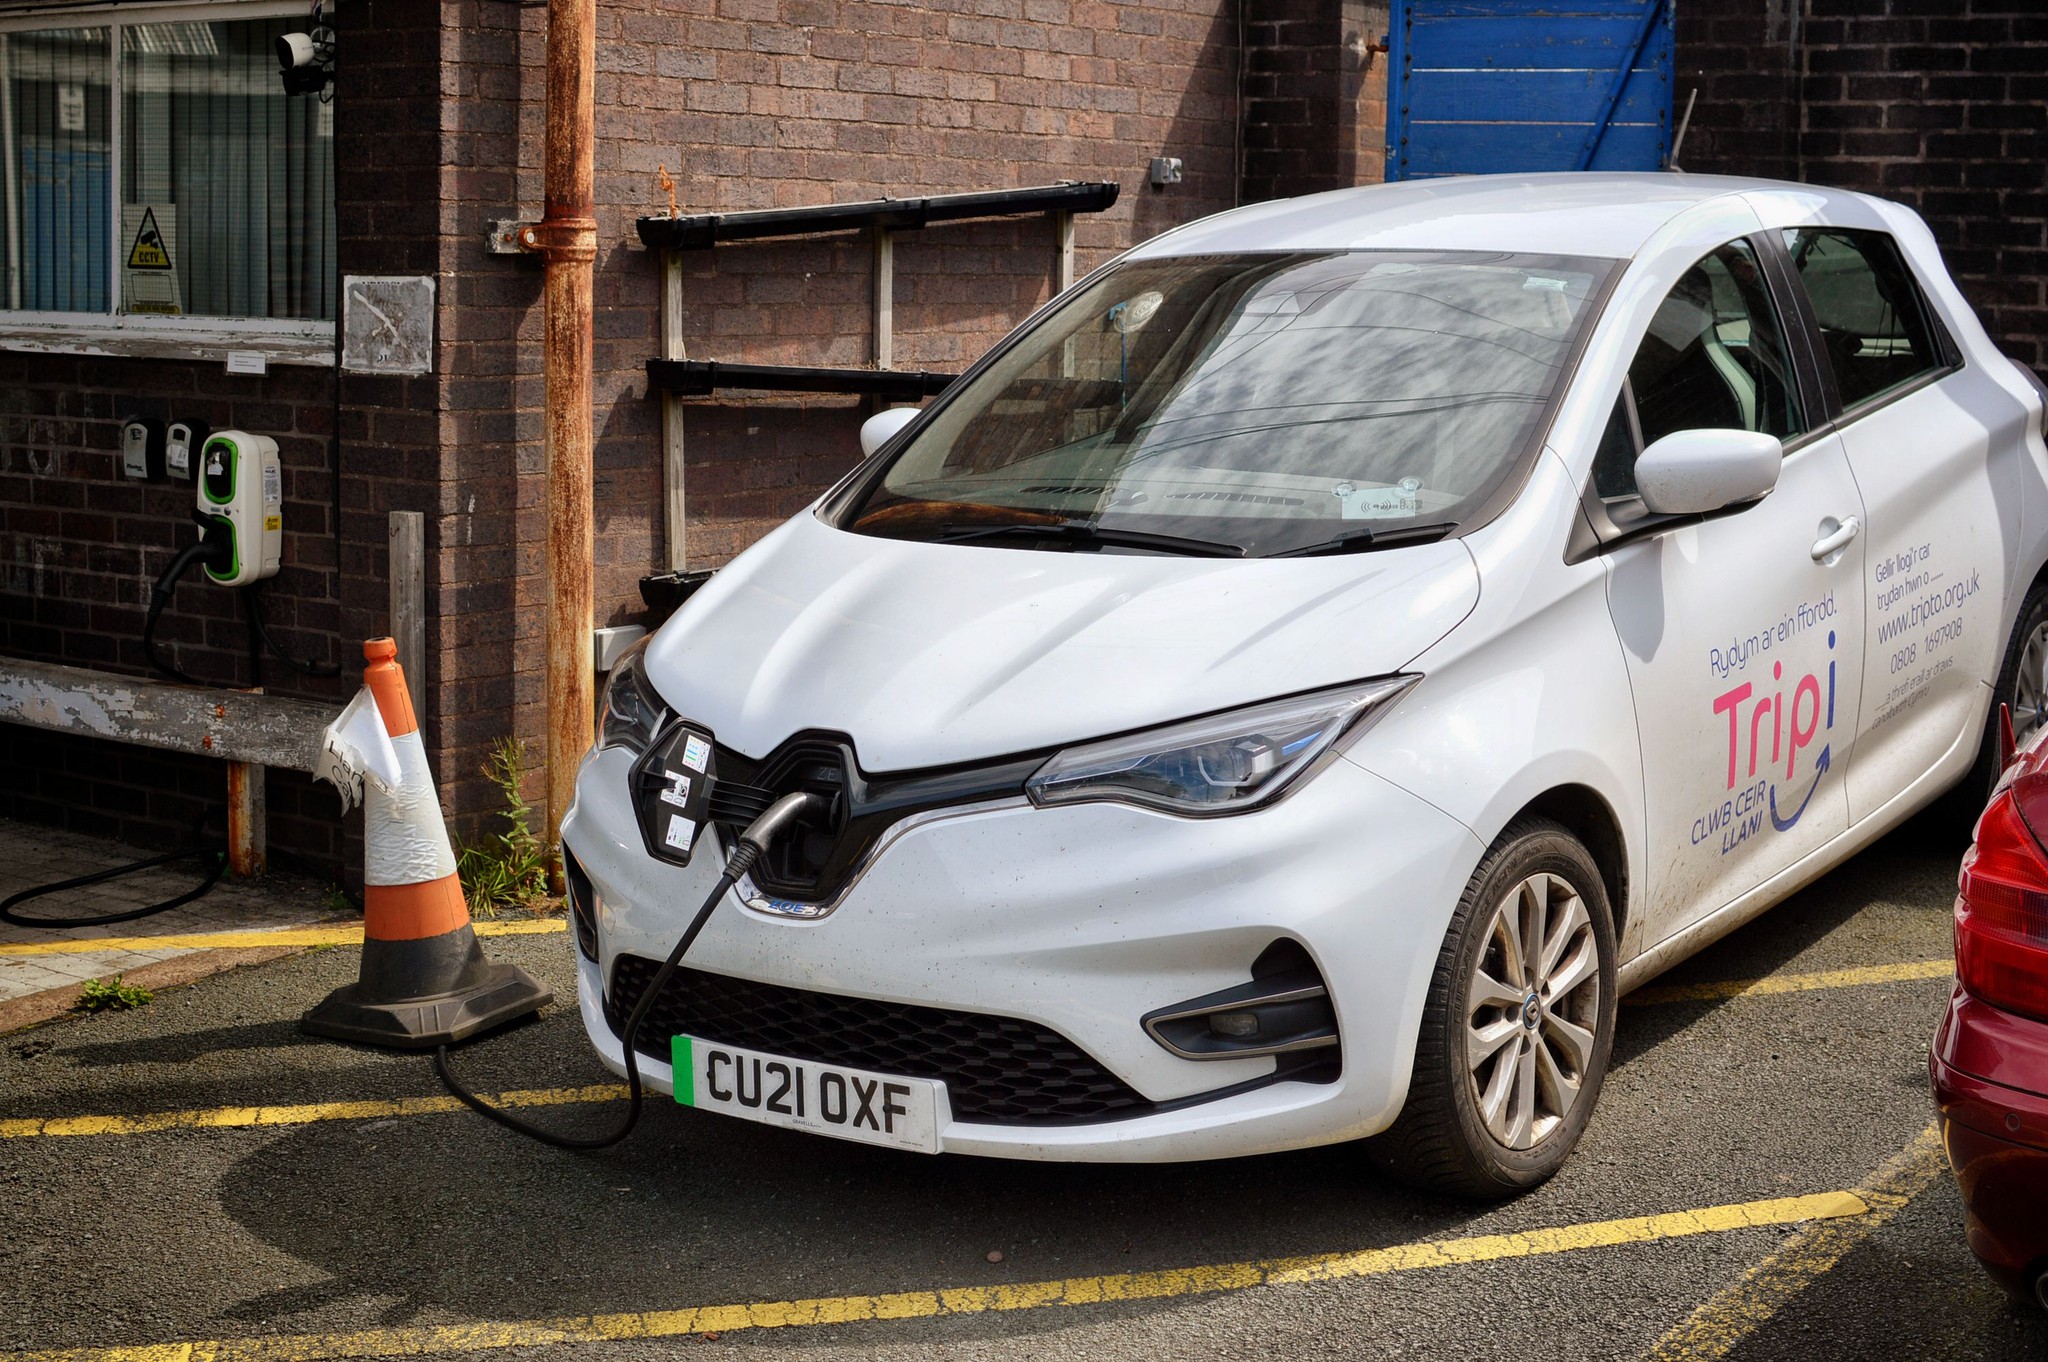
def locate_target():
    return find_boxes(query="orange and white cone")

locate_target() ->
[302,637,552,1048]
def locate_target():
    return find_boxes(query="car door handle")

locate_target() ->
[1811,516,1861,562]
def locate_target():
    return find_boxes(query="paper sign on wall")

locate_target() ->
[121,205,183,316]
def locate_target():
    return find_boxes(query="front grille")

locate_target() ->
[606,954,1154,1125]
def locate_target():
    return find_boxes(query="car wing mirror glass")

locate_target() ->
[859,405,920,456]
[1633,429,1783,517]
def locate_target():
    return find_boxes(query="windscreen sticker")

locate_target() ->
[1334,478,1422,520]
[680,735,711,772]
[1691,593,1840,855]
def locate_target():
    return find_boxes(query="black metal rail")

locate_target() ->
[646,360,957,400]
[636,180,1119,251]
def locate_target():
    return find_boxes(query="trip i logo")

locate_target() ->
[1701,630,1838,852]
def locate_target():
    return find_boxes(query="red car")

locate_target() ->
[1932,709,2048,1308]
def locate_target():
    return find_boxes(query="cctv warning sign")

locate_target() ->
[121,205,182,315]
[127,208,171,269]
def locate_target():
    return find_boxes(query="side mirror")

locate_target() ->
[859,405,920,456]
[1634,429,1782,516]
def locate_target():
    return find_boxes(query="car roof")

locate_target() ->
[1125,172,1883,263]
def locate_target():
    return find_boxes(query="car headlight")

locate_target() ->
[598,639,669,755]
[1024,676,1419,816]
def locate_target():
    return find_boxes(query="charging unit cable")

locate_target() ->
[434,791,826,1150]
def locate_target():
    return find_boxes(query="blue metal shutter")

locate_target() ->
[1386,0,1674,181]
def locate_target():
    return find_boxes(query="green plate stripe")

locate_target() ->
[672,1035,694,1106]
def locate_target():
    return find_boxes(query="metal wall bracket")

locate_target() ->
[647,359,957,401]
[645,178,1120,576]
[485,219,537,256]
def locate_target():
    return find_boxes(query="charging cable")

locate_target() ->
[142,534,230,686]
[0,808,226,929]
[434,791,825,1150]
[244,580,342,678]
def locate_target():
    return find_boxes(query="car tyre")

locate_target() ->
[1370,818,1617,1201]
[1935,575,2048,837]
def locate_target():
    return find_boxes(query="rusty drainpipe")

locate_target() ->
[518,0,596,880]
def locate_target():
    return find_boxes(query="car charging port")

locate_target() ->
[1141,939,1341,1077]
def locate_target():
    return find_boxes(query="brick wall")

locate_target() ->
[2,0,1395,862]
[0,351,352,870]
[1242,0,1389,201]
[0,0,442,873]
[1678,0,2048,375]
[428,0,1254,822]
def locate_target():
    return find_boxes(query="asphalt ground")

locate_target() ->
[2,818,2046,1362]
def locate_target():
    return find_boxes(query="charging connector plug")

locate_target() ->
[435,790,828,1151]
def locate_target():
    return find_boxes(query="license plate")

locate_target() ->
[671,1035,945,1153]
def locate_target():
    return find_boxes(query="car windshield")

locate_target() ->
[831,250,1614,557]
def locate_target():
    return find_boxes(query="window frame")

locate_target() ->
[1568,230,1834,562]
[1773,224,1962,428]
[0,0,334,367]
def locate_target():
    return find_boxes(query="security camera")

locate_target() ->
[276,26,334,95]
[276,29,333,70]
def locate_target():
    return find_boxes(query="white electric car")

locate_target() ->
[562,173,2048,1196]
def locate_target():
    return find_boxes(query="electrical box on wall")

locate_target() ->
[165,420,208,481]
[197,431,283,587]
[121,417,165,480]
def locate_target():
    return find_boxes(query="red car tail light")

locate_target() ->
[1956,785,2048,1023]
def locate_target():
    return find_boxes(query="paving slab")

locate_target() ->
[0,816,344,1009]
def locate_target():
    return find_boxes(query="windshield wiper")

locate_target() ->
[1264,521,1459,558]
[937,521,1247,558]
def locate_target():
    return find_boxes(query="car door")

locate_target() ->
[1597,236,1868,941]
[1779,227,2019,821]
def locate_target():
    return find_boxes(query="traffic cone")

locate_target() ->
[302,638,553,1048]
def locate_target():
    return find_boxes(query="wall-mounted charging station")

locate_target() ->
[197,431,282,586]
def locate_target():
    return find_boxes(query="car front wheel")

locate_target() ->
[1370,819,1617,1200]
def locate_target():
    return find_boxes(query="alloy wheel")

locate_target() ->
[1464,871,1602,1150]
[2013,618,2048,749]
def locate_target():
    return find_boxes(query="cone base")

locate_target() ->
[302,960,553,1049]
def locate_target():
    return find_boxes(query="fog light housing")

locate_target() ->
[562,846,600,962]
[1143,939,1338,1068]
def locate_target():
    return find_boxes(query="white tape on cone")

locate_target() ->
[364,729,458,888]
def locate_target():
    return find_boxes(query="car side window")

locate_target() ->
[1782,227,1948,410]
[1596,239,1805,503]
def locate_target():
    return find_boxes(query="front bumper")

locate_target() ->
[561,744,1483,1162]
[1929,986,2048,1299]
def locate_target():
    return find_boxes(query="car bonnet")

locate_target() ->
[641,512,1480,771]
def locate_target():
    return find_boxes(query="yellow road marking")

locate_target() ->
[1625,958,1952,1006]
[1642,1124,1946,1360]
[0,918,565,957]
[0,1083,626,1139]
[0,1190,1873,1362]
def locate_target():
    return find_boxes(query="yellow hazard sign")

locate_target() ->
[127,207,172,270]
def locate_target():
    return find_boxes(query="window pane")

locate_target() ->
[121,19,334,320]
[1630,239,1804,449]
[841,251,1612,557]
[0,29,112,312]
[1591,391,1637,501]
[1783,228,1944,410]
